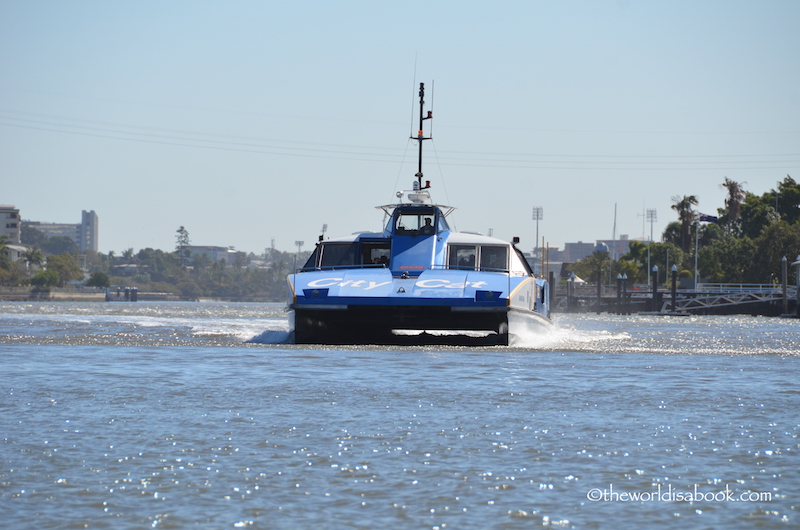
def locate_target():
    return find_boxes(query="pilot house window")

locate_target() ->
[395,210,436,235]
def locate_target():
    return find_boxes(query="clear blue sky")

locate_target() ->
[2,0,799,255]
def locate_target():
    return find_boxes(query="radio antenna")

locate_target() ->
[411,82,432,190]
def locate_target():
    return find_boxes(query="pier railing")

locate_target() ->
[696,283,796,295]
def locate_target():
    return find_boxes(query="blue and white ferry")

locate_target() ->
[287,83,551,345]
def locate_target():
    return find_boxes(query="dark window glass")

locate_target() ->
[480,246,508,271]
[319,243,359,267]
[449,245,476,269]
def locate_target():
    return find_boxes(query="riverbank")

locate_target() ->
[0,287,182,302]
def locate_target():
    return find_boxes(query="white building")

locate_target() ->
[1,205,21,244]
[186,245,244,266]
[25,210,99,252]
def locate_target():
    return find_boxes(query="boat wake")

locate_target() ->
[246,328,293,344]
[508,321,631,351]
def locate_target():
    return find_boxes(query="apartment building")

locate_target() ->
[1,205,21,244]
[25,210,99,252]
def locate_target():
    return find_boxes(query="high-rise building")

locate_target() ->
[79,210,99,252]
[1,205,21,244]
[24,210,100,252]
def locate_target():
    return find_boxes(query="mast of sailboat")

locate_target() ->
[412,82,432,190]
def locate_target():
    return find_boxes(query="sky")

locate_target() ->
[2,0,799,255]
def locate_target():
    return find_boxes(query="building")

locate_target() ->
[562,241,595,262]
[24,210,99,252]
[186,245,245,266]
[1,205,21,244]
[79,210,99,252]
[596,235,631,261]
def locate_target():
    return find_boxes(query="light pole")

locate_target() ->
[694,218,699,289]
[294,240,304,271]
[532,206,543,276]
[646,208,657,287]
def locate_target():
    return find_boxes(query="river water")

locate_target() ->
[1,302,797,529]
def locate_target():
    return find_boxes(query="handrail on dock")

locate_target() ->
[696,283,797,295]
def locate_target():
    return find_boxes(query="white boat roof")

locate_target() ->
[320,230,513,246]
[444,232,513,245]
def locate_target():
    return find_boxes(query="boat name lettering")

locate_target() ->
[415,279,488,289]
[306,278,391,291]
[305,278,489,290]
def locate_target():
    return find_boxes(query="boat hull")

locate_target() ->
[290,304,551,346]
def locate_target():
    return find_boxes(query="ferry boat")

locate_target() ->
[287,83,551,345]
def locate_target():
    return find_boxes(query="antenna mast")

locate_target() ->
[411,82,432,190]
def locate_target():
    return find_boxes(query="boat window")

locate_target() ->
[395,209,436,235]
[319,243,359,268]
[302,248,319,269]
[449,245,476,270]
[361,241,391,266]
[480,246,508,271]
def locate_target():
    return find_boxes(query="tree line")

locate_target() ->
[570,175,800,286]
[0,226,311,301]
[5,177,799,294]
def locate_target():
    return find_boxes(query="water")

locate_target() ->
[1,302,798,529]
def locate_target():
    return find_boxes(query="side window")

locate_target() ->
[480,246,508,271]
[449,245,476,270]
[361,242,391,266]
[319,243,359,268]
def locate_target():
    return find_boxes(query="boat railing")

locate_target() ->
[430,264,511,273]
[299,264,388,272]
[298,264,514,273]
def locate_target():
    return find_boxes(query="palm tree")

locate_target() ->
[722,178,746,230]
[671,195,698,253]
[22,248,45,277]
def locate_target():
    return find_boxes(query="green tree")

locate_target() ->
[22,247,44,275]
[31,269,59,288]
[662,221,682,248]
[21,224,48,249]
[764,175,800,225]
[46,253,83,286]
[176,226,191,269]
[569,249,611,284]
[42,236,79,256]
[86,271,111,288]
[698,235,758,283]
[670,195,698,253]
[721,177,746,234]
[0,235,9,270]
[739,192,779,239]
[649,242,685,284]
[752,221,800,284]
